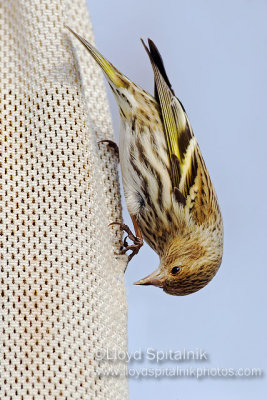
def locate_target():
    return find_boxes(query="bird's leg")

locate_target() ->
[98,139,119,160]
[110,215,143,262]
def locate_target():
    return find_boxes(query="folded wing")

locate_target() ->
[141,39,198,203]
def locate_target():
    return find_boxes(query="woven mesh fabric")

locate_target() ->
[0,0,128,398]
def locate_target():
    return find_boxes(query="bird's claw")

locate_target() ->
[109,222,143,262]
[123,235,129,248]
[98,139,119,160]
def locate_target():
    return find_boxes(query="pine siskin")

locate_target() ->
[66,26,223,296]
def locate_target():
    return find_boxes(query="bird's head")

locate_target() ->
[135,227,223,296]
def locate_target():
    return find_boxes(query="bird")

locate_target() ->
[66,26,223,296]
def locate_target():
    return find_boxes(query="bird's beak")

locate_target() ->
[134,268,164,288]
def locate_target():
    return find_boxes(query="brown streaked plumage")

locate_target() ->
[66,26,223,296]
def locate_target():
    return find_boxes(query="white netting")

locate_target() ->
[0,0,128,398]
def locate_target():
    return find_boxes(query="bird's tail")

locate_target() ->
[65,26,128,89]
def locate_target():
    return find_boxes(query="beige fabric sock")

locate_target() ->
[0,0,128,398]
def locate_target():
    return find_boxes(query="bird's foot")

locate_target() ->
[110,222,143,262]
[98,139,119,160]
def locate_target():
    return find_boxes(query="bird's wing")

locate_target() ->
[142,39,222,224]
[141,39,197,201]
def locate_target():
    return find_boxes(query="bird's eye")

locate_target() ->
[171,266,181,275]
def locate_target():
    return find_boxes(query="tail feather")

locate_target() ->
[65,26,128,88]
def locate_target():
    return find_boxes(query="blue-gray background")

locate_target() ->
[88,1,267,398]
